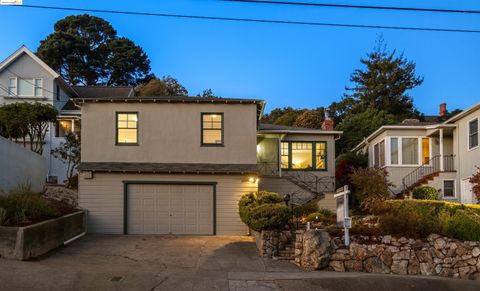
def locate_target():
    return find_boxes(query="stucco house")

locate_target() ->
[353,103,480,204]
[75,96,341,235]
[0,45,134,184]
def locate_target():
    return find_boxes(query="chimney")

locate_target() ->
[321,112,334,131]
[439,103,447,117]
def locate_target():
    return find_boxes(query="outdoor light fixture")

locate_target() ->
[245,176,259,184]
[283,194,291,206]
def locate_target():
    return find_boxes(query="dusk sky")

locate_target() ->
[0,0,479,114]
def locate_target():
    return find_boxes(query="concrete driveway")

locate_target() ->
[0,235,479,291]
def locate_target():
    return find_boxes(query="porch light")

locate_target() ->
[246,176,260,184]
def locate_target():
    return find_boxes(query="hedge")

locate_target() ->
[238,191,291,231]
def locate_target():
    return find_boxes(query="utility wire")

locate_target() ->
[5,68,59,98]
[222,0,480,15]
[4,4,479,34]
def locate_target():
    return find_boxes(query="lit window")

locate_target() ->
[443,180,455,197]
[469,119,478,150]
[281,141,327,171]
[56,120,73,137]
[201,113,223,146]
[116,113,138,145]
[402,138,418,165]
[422,138,430,164]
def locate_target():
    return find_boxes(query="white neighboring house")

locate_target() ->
[0,45,134,184]
[354,103,480,204]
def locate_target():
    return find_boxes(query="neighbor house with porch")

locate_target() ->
[353,103,480,204]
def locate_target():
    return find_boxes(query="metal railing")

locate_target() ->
[283,171,335,196]
[257,161,279,177]
[402,155,455,193]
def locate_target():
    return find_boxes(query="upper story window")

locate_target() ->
[8,77,43,97]
[201,113,223,146]
[469,118,478,150]
[281,141,327,171]
[116,112,138,145]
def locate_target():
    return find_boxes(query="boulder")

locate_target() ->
[329,260,345,272]
[300,230,332,271]
[350,243,368,261]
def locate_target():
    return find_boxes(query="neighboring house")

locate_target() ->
[75,96,341,235]
[353,103,480,204]
[0,45,134,185]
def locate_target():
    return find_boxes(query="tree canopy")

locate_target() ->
[136,76,188,96]
[37,14,152,86]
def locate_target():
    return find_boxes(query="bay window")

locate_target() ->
[402,138,419,165]
[281,141,327,171]
[388,137,431,166]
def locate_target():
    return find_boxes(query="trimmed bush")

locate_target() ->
[318,208,336,218]
[306,212,324,223]
[238,191,291,231]
[445,210,480,241]
[306,209,337,224]
[292,202,319,218]
[412,186,439,200]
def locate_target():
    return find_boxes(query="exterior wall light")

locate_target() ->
[245,176,260,184]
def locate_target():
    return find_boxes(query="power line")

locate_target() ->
[5,68,60,99]
[223,0,480,14]
[3,4,479,34]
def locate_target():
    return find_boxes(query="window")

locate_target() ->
[116,112,138,145]
[443,180,455,198]
[390,138,399,165]
[422,138,431,164]
[281,141,327,171]
[469,119,479,150]
[56,120,73,137]
[373,141,385,168]
[8,77,42,97]
[402,138,418,165]
[201,113,223,146]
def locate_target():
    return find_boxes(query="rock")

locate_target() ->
[393,250,410,260]
[329,260,345,272]
[399,237,408,244]
[300,230,332,271]
[469,271,480,280]
[472,247,480,258]
[382,235,392,244]
[427,234,440,242]
[434,238,446,250]
[380,250,393,267]
[439,268,453,278]
[391,260,408,275]
[364,257,390,274]
[408,257,420,275]
[466,258,477,266]
[448,242,458,250]
[344,260,363,272]
[459,266,476,280]
[350,243,368,261]
[435,265,442,275]
[456,245,468,256]
[443,257,453,264]
[419,263,435,276]
[331,253,347,261]
[416,250,433,263]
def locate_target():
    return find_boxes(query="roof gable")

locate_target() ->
[0,45,60,78]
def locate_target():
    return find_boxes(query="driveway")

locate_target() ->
[0,235,479,291]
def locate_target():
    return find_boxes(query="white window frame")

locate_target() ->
[8,77,43,97]
[8,77,17,96]
[372,139,386,168]
[442,179,456,199]
[385,136,431,167]
[468,118,479,151]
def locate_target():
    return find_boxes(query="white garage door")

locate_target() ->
[127,184,214,235]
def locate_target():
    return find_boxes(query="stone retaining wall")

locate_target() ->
[251,229,294,257]
[253,229,480,280]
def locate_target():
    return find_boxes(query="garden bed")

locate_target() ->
[0,210,85,260]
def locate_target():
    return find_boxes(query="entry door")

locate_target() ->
[127,184,214,235]
[461,179,473,204]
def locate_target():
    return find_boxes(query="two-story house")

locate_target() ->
[0,45,134,184]
[76,97,341,235]
[353,103,480,204]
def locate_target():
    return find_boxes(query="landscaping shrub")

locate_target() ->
[373,200,480,240]
[292,202,318,218]
[349,168,393,211]
[318,208,335,218]
[0,186,60,226]
[306,209,336,224]
[238,191,291,231]
[412,186,439,200]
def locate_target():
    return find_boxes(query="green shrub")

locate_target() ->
[292,202,319,218]
[412,186,439,200]
[238,191,291,231]
[0,187,59,225]
[318,208,335,218]
[306,212,324,223]
[445,210,480,241]
[349,168,393,211]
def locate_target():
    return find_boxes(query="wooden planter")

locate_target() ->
[0,210,86,260]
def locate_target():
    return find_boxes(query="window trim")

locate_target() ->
[8,77,17,96]
[442,179,456,199]
[280,140,328,172]
[468,118,479,151]
[9,77,43,97]
[115,112,139,146]
[201,112,224,147]
[385,136,431,167]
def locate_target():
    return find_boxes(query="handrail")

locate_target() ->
[402,155,455,193]
[283,171,335,196]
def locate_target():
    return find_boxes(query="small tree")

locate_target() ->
[469,167,480,203]
[51,132,80,188]
[349,167,394,211]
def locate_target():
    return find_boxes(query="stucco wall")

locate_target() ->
[0,136,46,193]
[81,102,258,164]
[79,172,257,235]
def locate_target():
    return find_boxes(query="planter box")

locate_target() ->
[0,210,85,260]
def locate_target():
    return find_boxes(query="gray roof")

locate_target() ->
[78,162,257,174]
[73,86,134,98]
[61,100,78,111]
[259,123,318,131]
[392,121,440,126]
[74,95,263,104]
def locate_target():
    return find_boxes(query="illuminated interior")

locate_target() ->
[117,113,138,144]
[57,120,73,137]
[422,138,430,164]
[202,113,223,144]
[281,141,326,170]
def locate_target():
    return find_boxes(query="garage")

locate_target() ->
[126,183,215,235]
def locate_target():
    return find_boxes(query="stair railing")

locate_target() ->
[402,155,441,193]
[283,171,335,197]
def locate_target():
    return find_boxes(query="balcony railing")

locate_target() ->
[402,155,455,193]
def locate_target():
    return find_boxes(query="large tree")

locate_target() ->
[344,38,423,121]
[294,108,325,129]
[136,76,188,96]
[37,14,152,86]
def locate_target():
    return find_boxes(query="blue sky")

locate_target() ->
[0,0,479,114]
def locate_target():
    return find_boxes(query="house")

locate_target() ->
[0,45,134,185]
[353,103,480,204]
[75,96,341,235]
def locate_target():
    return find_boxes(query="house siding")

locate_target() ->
[79,173,257,235]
